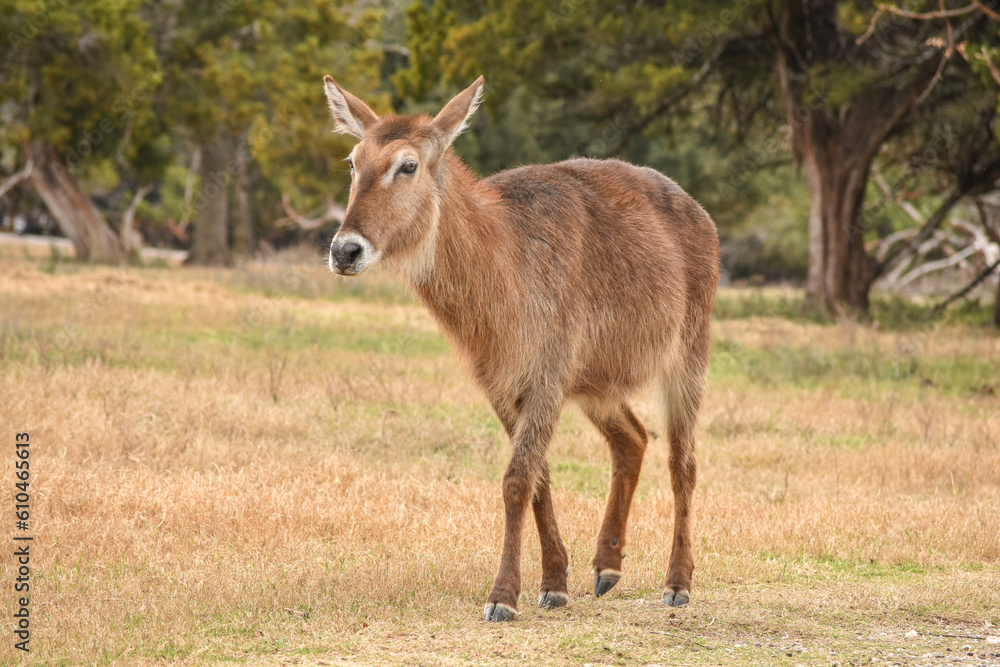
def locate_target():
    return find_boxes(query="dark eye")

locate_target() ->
[400,160,417,175]
[344,156,354,174]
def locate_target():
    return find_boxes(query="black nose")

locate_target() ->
[332,241,363,271]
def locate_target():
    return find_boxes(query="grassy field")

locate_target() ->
[1,245,999,666]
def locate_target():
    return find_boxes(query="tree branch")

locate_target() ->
[873,170,924,224]
[0,156,34,200]
[896,242,978,289]
[914,1,955,104]
[874,190,964,279]
[976,197,1000,245]
[929,257,1000,318]
[880,2,980,21]
[121,183,152,255]
[976,46,1000,86]
[873,228,917,264]
[857,2,993,45]
[971,0,1000,20]
[276,193,345,231]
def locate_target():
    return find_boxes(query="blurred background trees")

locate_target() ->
[0,0,164,262]
[1,0,998,320]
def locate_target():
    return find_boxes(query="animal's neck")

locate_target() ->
[406,152,514,347]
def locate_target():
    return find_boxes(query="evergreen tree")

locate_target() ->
[400,0,1000,316]
[0,0,165,261]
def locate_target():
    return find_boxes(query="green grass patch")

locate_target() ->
[709,337,993,395]
[713,288,832,323]
[552,459,608,498]
[226,266,416,305]
[713,288,997,330]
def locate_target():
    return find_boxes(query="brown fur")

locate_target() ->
[323,77,719,620]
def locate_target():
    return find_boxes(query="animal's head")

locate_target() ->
[323,75,484,276]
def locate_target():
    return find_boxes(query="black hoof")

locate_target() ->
[483,602,517,622]
[663,588,690,607]
[593,570,622,597]
[538,591,569,609]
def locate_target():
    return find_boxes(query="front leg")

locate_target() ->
[484,392,561,622]
[532,463,569,609]
[491,398,569,612]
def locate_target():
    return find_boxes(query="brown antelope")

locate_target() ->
[323,75,719,622]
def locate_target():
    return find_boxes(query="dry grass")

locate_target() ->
[1,249,998,666]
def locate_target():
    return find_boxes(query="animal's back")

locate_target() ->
[484,158,717,296]
[483,158,719,399]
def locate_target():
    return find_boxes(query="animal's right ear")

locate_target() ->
[323,76,379,140]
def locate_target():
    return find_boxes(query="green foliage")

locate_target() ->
[1,0,997,288]
[398,0,1000,288]
[712,287,996,330]
[395,0,811,278]
[809,61,881,109]
[0,0,388,252]
[154,0,386,213]
[0,0,163,171]
[136,164,189,225]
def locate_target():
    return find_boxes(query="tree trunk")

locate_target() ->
[230,143,254,258]
[189,132,232,266]
[776,1,939,317]
[800,129,875,314]
[981,195,1000,328]
[27,142,123,262]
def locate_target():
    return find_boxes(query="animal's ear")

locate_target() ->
[323,75,379,140]
[429,76,484,155]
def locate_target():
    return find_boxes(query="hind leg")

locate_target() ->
[663,405,697,606]
[582,402,649,597]
[661,349,709,606]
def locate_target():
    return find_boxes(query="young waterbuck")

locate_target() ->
[323,76,719,622]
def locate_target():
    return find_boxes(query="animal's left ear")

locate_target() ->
[429,76,484,156]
